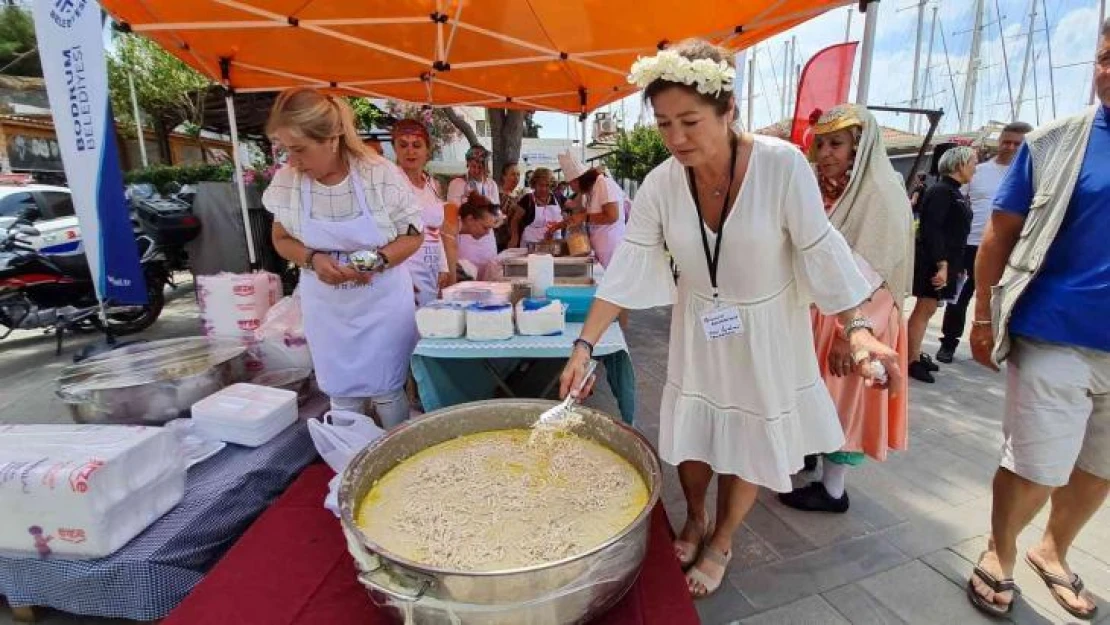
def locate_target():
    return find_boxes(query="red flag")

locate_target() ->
[790,42,859,151]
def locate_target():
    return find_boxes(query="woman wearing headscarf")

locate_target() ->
[263,88,422,427]
[509,167,565,249]
[392,119,453,304]
[777,104,913,513]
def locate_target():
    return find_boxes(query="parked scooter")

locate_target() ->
[0,220,169,353]
[129,183,201,276]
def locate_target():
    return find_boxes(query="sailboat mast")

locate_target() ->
[1093,0,1107,104]
[1015,0,1037,120]
[910,0,927,132]
[961,0,985,131]
[1040,0,1056,118]
[994,0,1017,120]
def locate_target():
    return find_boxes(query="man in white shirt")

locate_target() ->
[936,122,1032,363]
[446,144,500,278]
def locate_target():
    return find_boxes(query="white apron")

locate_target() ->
[587,177,628,267]
[522,192,564,245]
[405,175,446,306]
[298,168,418,398]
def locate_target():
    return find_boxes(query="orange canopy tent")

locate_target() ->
[102,0,859,115]
[100,0,868,266]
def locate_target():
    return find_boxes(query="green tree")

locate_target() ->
[523,112,541,139]
[605,125,669,183]
[347,97,388,133]
[106,33,211,164]
[0,5,40,77]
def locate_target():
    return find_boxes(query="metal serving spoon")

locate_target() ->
[534,359,598,429]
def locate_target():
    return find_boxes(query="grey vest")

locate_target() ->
[991,106,1098,364]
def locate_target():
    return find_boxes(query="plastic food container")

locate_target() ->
[191,383,298,447]
[545,286,597,323]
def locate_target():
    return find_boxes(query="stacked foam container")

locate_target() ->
[191,383,299,447]
[197,272,281,376]
[0,425,186,559]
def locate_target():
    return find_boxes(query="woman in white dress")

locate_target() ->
[392,119,453,304]
[559,41,902,597]
[553,153,628,267]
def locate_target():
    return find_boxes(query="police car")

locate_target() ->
[0,177,80,254]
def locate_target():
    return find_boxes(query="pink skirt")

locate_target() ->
[811,287,909,462]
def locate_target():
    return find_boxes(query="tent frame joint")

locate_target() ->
[432,60,451,72]
[287,16,299,27]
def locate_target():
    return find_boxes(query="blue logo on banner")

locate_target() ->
[50,0,87,29]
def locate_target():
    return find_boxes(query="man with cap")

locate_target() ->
[447,144,501,279]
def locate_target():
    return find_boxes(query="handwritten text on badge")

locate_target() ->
[700,306,744,341]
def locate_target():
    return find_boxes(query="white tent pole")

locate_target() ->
[127,71,148,168]
[225,90,258,267]
[580,116,588,161]
[856,1,879,104]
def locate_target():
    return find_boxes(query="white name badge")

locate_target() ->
[700,305,744,341]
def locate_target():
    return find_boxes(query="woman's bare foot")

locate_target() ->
[673,511,708,569]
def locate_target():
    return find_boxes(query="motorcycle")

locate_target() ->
[0,220,169,353]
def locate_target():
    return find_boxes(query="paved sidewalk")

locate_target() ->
[1,297,1107,624]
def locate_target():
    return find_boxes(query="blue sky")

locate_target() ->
[536,0,1104,139]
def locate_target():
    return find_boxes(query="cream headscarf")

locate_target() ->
[811,104,915,307]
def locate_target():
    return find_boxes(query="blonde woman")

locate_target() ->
[263,88,423,427]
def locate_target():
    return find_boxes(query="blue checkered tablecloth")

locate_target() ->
[0,399,323,621]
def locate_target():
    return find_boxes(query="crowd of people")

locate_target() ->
[256,24,1108,615]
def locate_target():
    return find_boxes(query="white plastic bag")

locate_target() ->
[254,292,313,372]
[308,410,386,516]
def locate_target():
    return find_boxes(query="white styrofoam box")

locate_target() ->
[191,383,298,447]
[441,281,512,306]
[197,272,282,340]
[0,425,186,559]
[466,304,514,342]
[416,301,468,339]
[515,299,565,336]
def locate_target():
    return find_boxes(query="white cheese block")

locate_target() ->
[515,299,566,336]
[416,302,468,339]
[466,305,515,341]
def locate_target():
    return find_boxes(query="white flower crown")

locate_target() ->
[627,49,736,96]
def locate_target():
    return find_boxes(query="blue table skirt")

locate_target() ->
[411,323,637,424]
[0,398,324,621]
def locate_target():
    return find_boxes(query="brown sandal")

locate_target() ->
[1025,553,1098,620]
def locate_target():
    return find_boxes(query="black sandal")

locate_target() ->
[967,565,1017,618]
[1025,554,1099,620]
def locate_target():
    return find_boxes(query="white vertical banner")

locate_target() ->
[33,0,147,304]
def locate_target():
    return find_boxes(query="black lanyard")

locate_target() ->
[686,135,739,301]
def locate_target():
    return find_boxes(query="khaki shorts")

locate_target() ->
[1000,338,1110,487]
